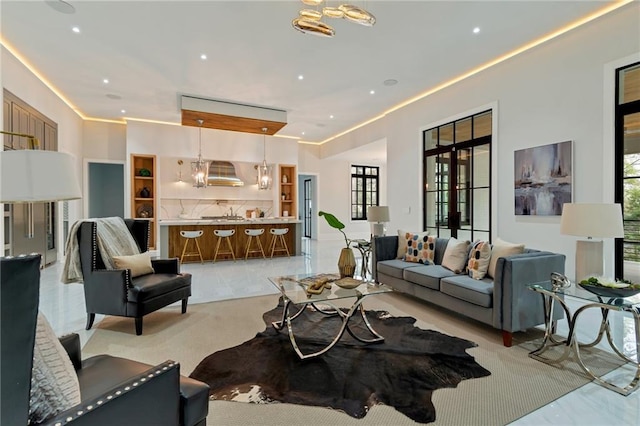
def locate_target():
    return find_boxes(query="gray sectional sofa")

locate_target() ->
[372,236,565,346]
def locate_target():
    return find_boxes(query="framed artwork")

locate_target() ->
[514,140,572,215]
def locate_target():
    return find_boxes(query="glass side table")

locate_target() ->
[528,281,640,395]
[352,239,372,282]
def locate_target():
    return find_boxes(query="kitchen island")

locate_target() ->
[159,218,302,262]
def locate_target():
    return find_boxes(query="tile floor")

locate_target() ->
[39,238,639,425]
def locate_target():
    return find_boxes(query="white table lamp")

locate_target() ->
[367,206,390,237]
[1,149,82,203]
[560,203,623,281]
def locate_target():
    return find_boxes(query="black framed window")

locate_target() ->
[614,61,640,280]
[423,110,492,241]
[351,165,379,220]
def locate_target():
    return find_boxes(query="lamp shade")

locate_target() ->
[1,150,81,202]
[367,206,390,223]
[560,203,624,238]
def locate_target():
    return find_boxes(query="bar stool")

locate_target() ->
[244,228,266,260]
[179,230,204,264]
[269,228,290,258]
[213,229,236,262]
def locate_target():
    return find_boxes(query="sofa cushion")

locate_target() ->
[403,265,457,290]
[440,275,494,308]
[29,313,81,424]
[128,273,191,303]
[397,229,429,259]
[403,233,436,264]
[468,240,492,280]
[113,252,155,278]
[488,238,525,279]
[377,259,423,279]
[441,237,470,273]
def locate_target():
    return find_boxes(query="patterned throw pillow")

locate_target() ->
[467,240,492,280]
[441,237,471,273]
[397,229,429,259]
[29,313,81,424]
[403,233,435,264]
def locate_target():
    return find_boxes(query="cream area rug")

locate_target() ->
[82,293,621,425]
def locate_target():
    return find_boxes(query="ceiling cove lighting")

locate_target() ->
[318,0,633,145]
[191,119,210,189]
[293,1,376,37]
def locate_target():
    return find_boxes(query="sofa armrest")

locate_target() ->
[371,236,399,282]
[59,333,82,371]
[151,258,180,274]
[44,360,181,426]
[493,252,566,332]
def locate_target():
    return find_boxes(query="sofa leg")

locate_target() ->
[181,298,188,314]
[502,330,513,347]
[135,317,143,335]
[86,313,95,330]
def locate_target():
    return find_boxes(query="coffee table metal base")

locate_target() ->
[272,298,384,359]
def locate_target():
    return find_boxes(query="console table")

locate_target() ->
[528,282,640,395]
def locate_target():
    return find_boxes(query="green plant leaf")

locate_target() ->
[318,211,345,230]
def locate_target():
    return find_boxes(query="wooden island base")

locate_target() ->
[161,222,299,262]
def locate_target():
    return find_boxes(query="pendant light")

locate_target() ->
[191,119,210,188]
[257,127,272,190]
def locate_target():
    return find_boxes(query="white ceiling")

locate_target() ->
[1,0,617,159]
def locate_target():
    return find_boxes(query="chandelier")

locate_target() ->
[292,1,376,38]
[257,127,272,190]
[191,119,210,188]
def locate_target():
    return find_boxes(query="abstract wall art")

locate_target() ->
[514,140,572,215]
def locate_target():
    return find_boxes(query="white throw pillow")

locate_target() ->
[441,237,470,273]
[397,229,429,259]
[487,238,525,279]
[467,240,492,280]
[112,252,155,277]
[29,313,81,424]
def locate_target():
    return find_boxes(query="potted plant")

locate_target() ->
[318,211,356,278]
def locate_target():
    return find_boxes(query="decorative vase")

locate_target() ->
[140,187,151,198]
[338,247,356,278]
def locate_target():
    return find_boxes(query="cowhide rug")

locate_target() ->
[190,300,490,423]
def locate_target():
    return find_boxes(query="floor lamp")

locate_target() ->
[367,206,390,238]
[560,203,624,282]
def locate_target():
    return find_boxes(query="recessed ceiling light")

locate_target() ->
[298,75,304,80]
[103,78,109,84]
[329,115,334,119]
[301,131,305,135]
[106,94,121,100]
[121,109,126,114]
[45,1,76,14]
[200,54,207,60]
[71,26,80,33]
[383,79,398,86]
[473,27,480,34]
[370,90,375,95]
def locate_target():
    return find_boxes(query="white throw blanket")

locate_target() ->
[61,217,141,284]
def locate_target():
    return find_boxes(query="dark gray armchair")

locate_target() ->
[77,219,192,335]
[0,254,209,426]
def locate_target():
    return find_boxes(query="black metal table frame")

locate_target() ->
[529,285,640,396]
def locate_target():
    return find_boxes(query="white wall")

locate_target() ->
[2,47,85,257]
[320,5,640,279]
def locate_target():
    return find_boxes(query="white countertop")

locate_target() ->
[159,218,301,226]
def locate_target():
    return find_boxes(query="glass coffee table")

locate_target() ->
[528,281,640,395]
[268,273,393,359]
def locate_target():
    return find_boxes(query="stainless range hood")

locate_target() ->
[207,160,244,187]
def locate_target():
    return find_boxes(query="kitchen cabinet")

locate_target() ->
[130,154,157,249]
[279,164,296,218]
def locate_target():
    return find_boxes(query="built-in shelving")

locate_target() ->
[131,154,157,249]
[279,164,296,219]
